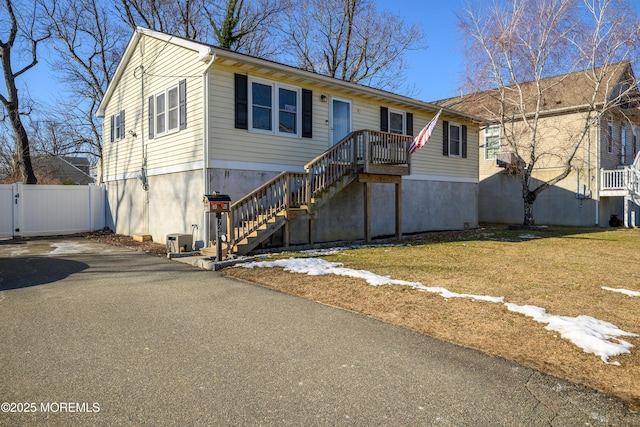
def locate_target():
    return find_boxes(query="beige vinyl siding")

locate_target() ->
[409,113,478,180]
[103,37,205,179]
[207,65,328,167]
[207,62,478,179]
[478,110,601,193]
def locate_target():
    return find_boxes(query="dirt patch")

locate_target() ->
[83,229,167,256]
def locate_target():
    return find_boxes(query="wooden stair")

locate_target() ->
[226,130,412,256]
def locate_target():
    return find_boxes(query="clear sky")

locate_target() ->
[17,0,640,110]
[17,0,468,111]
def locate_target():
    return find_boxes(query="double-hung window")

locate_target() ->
[442,120,467,158]
[484,126,500,160]
[154,84,178,136]
[389,109,405,134]
[449,122,462,157]
[249,77,301,137]
[148,79,186,139]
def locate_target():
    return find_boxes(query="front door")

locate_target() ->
[331,97,351,146]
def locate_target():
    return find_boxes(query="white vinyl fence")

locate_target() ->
[0,183,105,238]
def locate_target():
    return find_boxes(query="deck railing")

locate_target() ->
[304,130,411,202]
[601,169,627,190]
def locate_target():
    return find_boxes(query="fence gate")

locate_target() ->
[0,183,106,238]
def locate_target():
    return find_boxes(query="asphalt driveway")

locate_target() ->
[0,238,637,426]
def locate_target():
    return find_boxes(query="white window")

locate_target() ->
[148,80,186,139]
[484,126,500,160]
[448,122,462,157]
[389,109,405,134]
[249,77,301,137]
[154,83,179,136]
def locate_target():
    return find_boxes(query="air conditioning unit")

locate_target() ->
[167,233,193,254]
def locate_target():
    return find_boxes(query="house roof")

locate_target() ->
[33,155,95,185]
[98,27,481,124]
[433,62,636,121]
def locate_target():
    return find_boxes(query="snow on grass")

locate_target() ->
[518,234,542,239]
[240,253,639,364]
[243,258,504,302]
[602,286,640,297]
[505,303,639,365]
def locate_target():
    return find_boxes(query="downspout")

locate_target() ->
[202,51,216,248]
[595,117,600,226]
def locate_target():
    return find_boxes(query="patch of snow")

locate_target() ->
[602,286,640,297]
[241,258,504,302]
[241,254,640,364]
[299,247,349,256]
[505,303,639,365]
[518,234,541,239]
[49,241,94,255]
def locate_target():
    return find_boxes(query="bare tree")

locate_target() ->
[205,0,287,57]
[42,0,128,183]
[119,0,206,40]
[280,0,425,92]
[458,0,640,226]
[0,0,50,184]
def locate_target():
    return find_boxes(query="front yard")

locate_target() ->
[222,226,640,410]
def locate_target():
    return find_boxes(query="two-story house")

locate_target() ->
[97,27,481,254]
[436,62,640,228]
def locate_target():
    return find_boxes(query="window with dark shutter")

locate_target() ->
[179,79,187,129]
[380,107,389,132]
[462,125,467,158]
[443,120,449,155]
[406,113,413,136]
[302,89,312,138]
[235,73,248,130]
[110,115,115,143]
[148,96,154,139]
[120,110,125,140]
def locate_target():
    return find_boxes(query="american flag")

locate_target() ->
[408,109,442,154]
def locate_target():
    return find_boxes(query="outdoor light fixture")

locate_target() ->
[320,95,327,102]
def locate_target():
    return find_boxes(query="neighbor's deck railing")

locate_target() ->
[601,169,627,190]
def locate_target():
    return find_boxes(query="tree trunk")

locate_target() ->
[523,190,536,226]
[9,108,37,184]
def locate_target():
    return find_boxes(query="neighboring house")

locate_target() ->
[33,155,95,185]
[97,27,480,254]
[435,62,640,227]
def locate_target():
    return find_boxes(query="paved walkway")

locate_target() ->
[0,238,638,426]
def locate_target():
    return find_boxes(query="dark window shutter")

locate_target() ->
[406,113,413,136]
[120,110,125,140]
[235,73,248,130]
[110,115,115,143]
[302,89,312,138]
[380,107,388,132]
[462,124,467,158]
[179,79,187,129]
[148,96,154,139]
[443,120,449,156]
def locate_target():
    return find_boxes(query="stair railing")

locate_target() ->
[227,171,307,251]
[304,130,364,204]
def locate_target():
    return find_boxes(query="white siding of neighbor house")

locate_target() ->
[102,36,206,181]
